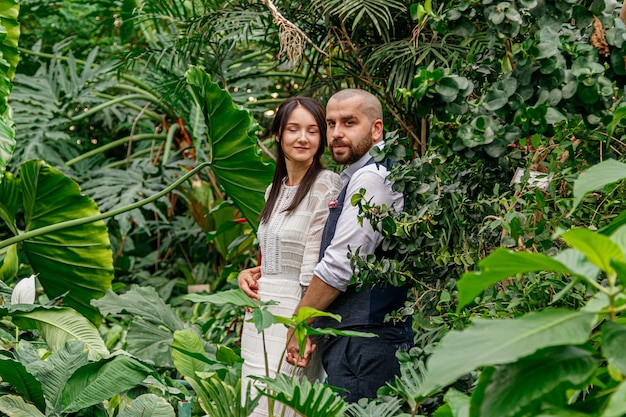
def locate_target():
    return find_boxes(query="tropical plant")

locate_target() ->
[0,295,170,417]
[183,287,382,416]
[389,160,626,416]
[0,0,20,180]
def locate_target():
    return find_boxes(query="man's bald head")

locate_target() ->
[328,89,382,123]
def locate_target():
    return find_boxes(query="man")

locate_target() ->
[285,88,413,403]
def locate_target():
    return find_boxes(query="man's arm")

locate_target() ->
[285,275,341,367]
[299,275,342,315]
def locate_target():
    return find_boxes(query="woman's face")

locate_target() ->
[279,105,322,168]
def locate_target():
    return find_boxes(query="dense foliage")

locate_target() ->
[0,0,625,416]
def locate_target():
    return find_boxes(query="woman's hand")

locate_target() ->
[238,266,261,300]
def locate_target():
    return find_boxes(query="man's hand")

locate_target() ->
[285,327,316,368]
[238,266,261,300]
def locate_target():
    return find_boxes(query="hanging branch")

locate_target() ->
[262,0,328,65]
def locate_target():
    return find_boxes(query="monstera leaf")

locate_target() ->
[0,0,20,181]
[0,160,114,323]
[185,66,274,231]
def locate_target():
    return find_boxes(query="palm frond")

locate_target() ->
[381,358,427,411]
[196,375,259,417]
[260,374,348,417]
[319,0,406,42]
[10,51,119,169]
[80,159,182,235]
[346,397,410,417]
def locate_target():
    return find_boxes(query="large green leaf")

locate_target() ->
[184,288,276,309]
[560,228,624,274]
[606,105,626,147]
[0,0,19,181]
[470,346,598,417]
[61,354,154,413]
[601,321,626,375]
[92,285,185,331]
[125,319,176,368]
[571,159,626,213]
[117,393,176,417]
[0,108,14,182]
[457,249,576,311]
[419,309,596,395]
[445,389,470,417]
[16,340,88,414]
[93,286,186,367]
[0,395,46,417]
[171,329,211,380]
[0,169,19,230]
[185,66,274,231]
[11,306,109,361]
[0,357,45,412]
[0,0,19,80]
[2,160,114,323]
[601,379,626,417]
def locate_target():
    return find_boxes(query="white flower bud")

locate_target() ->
[11,275,36,304]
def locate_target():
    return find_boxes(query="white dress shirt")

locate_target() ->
[313,143,404,291]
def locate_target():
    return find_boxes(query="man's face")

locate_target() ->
[326,96,377,165]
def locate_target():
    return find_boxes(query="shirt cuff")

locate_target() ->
[313,262,349,292]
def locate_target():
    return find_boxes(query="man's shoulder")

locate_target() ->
[351,161,390,182]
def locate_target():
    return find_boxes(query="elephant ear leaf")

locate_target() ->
[0,357,45,412]
[0,0,20,181]
[185,66,274,232]
[117,393,176,417]
[0,395,46,417]
[16,160,113,324]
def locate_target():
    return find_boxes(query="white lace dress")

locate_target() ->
[240,170,342,417]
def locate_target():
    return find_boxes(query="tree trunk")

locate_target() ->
[621,0,626,24]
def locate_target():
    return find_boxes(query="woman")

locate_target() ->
[238,96,342,416]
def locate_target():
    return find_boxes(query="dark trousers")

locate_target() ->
[321,326,413,404]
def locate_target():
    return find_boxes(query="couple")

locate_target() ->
[238,89,413,416]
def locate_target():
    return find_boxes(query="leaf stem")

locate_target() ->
[0,162,210,250]
[65,133,167,166]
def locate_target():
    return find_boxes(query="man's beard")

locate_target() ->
[330,133,372,165]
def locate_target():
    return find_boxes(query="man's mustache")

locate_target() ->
[330,139,348,147]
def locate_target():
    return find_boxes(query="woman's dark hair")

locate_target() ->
[260,96,327,223]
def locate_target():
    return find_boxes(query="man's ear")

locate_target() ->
[371,119,384,142]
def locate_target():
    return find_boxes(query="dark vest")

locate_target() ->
[314,158,411,330]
